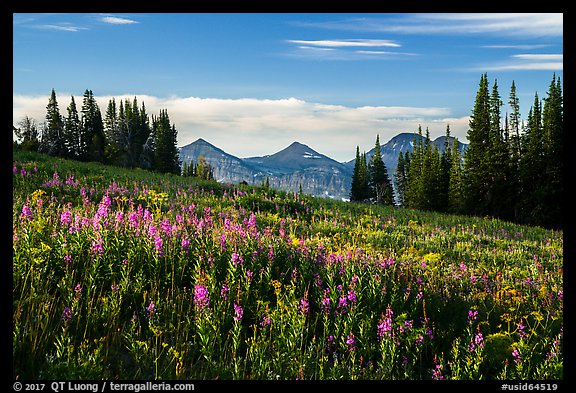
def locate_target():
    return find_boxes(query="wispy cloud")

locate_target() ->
[13,94,466,161]
[478,53,563,71]
[296,13,562,38]
[34,23,87,32]
[285,38,415,61]
[98,16,139,25]
[287,39,400,48]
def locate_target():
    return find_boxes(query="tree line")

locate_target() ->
[14,89,181,175]
[350,73,563,229]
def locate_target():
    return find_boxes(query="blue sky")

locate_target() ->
[13,13,563,162]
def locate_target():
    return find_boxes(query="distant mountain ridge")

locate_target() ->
[178,133,467,201]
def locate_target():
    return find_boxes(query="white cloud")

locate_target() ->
[477,53,563,72]
[296,13,562,38]
[34,23,86,32]
[287,39,400,48]
[98,16,139,25]
[13,94,468,162]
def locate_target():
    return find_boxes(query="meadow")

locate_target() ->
[12,150,563,380]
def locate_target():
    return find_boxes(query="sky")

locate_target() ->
[13,13,563,162]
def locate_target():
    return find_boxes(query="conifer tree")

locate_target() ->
[39,88,66,157]
[448,137,464,213]
[350,146,362,201]
[395,150,410,207]
[81,89,105,162]
[152,109,180,174]
[64,96,82,159]
[14,116,40,151]
[463,73,491,216]
[368,134,394,205]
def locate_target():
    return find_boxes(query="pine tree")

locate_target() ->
[405,127,424,209]
[152,109,180,174]
[350,146,362,201]
[463,74,492,216]
[395,150,410,207]
[368,134,394,205]
[81,89,105,163]
[39,88,66,157]
[448,137,464,213]
[64,96,82,159]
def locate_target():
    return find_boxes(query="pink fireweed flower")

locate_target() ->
[346,333,356,351]
[299,296,310,315]
[377,307,394,340]
[468,310,479,324]
[260,314,272,327]
[194,284,210,311]
[60,210,73,226]
[181,237,190,251]
[21,204,33,221]
[62,306,73,325]
[220,285,230,300]
[154,235,164,257]
[432,355,444,380]
[91,238,104,256]
[231,252,243,267]
[146,301,156,319]
[233,303,243,321]
[512,348,522,364]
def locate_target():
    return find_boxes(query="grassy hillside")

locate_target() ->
[13,150,563,380]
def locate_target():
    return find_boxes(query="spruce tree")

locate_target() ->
[152,109,180,175]
[14,116,40,151]
[39,88,66,157]
[64,96,82,159]
[448,137,464,213]
[81,89,105,163]
[350,146,362,201]
[368,135,394,205]
[463,74,491,216]
[395,151,410,207]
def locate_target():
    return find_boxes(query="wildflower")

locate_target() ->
[13,165,17,174]
[260,314,272,327]
[517,320,527,339]
[62,306,73,325]
[220,285,230,300]
[321,291,331,314]
[60,210,73,226]
[468,310,479,324]
[346,332,356,351]
[91,238,104,256]
[246,270,253,285]
[74,283,82,298]
[233,303,243,321]
[347,290,357,304]
[299,296,310,315]
[154,235,164,257]
[181,237,190,251]
[512,348,522,364]
[111,283,119,293]
[194,284,210,310]
[146,302,156,319]
[20,204,33,221]
[377,307,394,340]
[231,252,243,267]
[432,355,444,380]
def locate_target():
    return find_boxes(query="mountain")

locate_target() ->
[178,139,353,200]
[178,133,467,201]
[346,132,468,176]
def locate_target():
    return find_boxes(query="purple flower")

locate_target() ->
[233,303,243,321]
[377,307,394,340]
[299,296,310,315]
[512,348,522,364]
[231,253,243,267]
[62,306,73,325]
[91,239,104,256]
[20,204,33,221]
[146,301,156,319]
[181,237,190,251]
[60,210,73,226]
[346,333,356,351]
[154,235,164,257]
[220,285,230,300]
[347,290,357,304]
[260,314,271,327]
[468,310,478,324]
[432,355,444,380]
[194,284,210,310]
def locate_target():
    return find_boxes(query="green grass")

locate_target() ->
[13,150,563,380]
